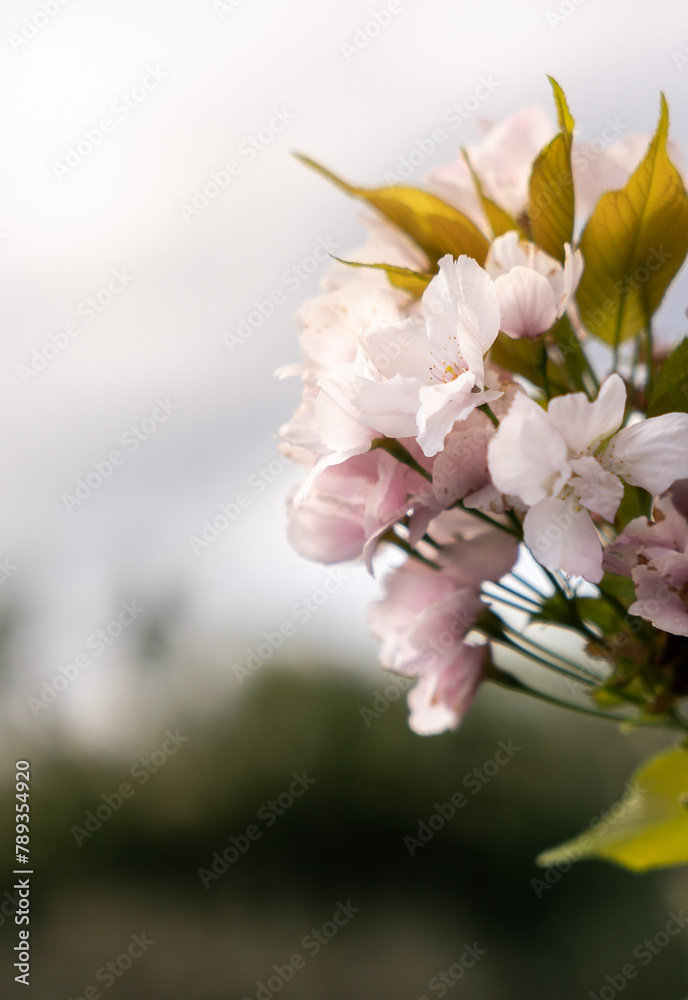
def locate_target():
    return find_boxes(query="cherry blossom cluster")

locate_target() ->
[278,96,688,739]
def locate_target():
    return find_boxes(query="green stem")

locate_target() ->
[380,531,437,570]
[510,572,546,599]
[480,404,500,427]
[490,580,542,609]
[501,623,603,683]
[484,592,539,617]
[539,341,551,402]
[611,285,629,375]
[491,671,680,731]
[644,324,654,399]
[580,344,601,395]
[371,438,431,481]
[455,500,521,538]
[489,636,597,687]
[505,509,524,535]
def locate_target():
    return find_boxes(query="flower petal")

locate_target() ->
[548,373,627,457]
[417,379,501,457]
[487,392,570,506]
[407,643,486,735]
[629,565,688,637]
[354,373,424,438]
[494,267,557,338]
[363,317,432,379]
[424,255,501,369]
[524,495,603,582]
[569,456,624,521]
[603,412,688,494]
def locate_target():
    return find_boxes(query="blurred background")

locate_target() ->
[0,0,688,995]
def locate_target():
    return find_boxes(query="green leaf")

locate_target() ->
[490,333,569,396]
[530,590,581,629]
[575,597,620,634]
[294,153,490,267]
[598,572,637,606]
[537,745,688,872]
[331,257,433,297]
[527,77,575,262]
[647,337,688,416]
[548,313,593,395]
[460,149,521,238]
[614,481,653,531]
[576,94,688,347]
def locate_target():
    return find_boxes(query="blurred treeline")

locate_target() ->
[1,663,687,999]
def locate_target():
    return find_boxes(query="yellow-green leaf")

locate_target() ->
[528,77,575,262]
[647,336,688,416]
[537,745,688,872]
[461,149,521,238]
[331,257,432,297]
[293,153,490,267]
[576,95,688,347]
[490,333,569,396]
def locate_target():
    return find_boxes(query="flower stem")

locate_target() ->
[490,670,679,730]
[539,341,552,402]
[500,623,603,683]
[371,438,431,481]
[510,571,546,599]
[483,592,539,617]
[455,500,521,538]
[489,580,542,609]
[492,631,598,687]
[644,323,655,399]
[380,530,437,569]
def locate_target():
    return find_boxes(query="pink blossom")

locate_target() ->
[431,381,523,513]
[427,107,554,226]
[485,232,583,339]
[488,375,688,582]
[351,255,502,457]
[287,449,429,569]
[603,497,688,636]
[369,532,519,733]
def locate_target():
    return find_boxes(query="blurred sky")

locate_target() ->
[1,0,688,748]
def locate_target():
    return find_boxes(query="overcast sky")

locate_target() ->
[1,0,687,750]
